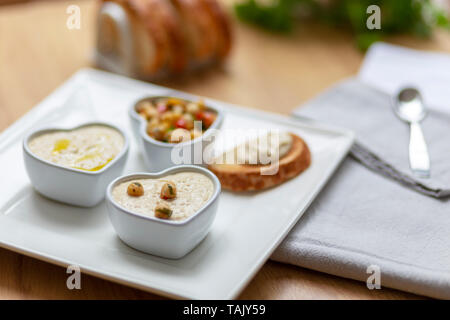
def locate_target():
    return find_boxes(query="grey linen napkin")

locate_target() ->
[271,78,450,299]
[302,79,450,198]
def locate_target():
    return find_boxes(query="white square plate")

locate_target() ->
[0,69,354,299]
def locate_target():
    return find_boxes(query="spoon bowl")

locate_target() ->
[394,88,427,123]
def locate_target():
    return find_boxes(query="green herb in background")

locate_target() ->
[234,0,450,50]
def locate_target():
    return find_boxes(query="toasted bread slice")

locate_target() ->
[208,133,311,192]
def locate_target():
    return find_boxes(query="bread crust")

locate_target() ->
[170,0,217,62]
[208,133,311,192]
[110,0,165,74]
[198,0,232,58]
[150,0,187,72]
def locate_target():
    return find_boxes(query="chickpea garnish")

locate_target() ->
[137,101,157,120]
[182,113,194,130]
[143,105,157,119]
[172,104,184,114]
[161,111,181,122]
[147,117,159,128]
[148,124,167,141]
[170,128,191,143]
[127,182,144,197]
[161,181,177,199]
[136,101,151,113]
[186,102,200,114]
[154,203,173,219]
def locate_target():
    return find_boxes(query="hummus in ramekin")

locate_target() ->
[28,125,124,171]
[112,172,214,221]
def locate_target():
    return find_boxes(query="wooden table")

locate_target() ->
[1,0,449,300]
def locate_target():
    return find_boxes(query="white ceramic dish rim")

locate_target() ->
[129,95,224,148]
[23,121,130,176]
[106,165,221,226]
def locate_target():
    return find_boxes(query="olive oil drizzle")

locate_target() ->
[52,142,114,171]
[52,139,71,154]
[72,157,114,171]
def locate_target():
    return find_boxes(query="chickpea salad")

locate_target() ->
[136,97,218,143]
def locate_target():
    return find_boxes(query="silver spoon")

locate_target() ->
[393,88,430,178]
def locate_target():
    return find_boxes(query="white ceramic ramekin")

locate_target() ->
[129,96,224,172]
[23,122,129,207]
[105,165,221,259]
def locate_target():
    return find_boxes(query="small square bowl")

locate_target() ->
[105,165,221,259]
[23,122,129,207]
[129,95,224,172]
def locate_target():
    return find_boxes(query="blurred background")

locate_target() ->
[1,0,449,127]
[0,0,449,299]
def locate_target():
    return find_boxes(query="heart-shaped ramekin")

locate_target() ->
[105,165,221,259]
[129,95,224,172]
[23,122,129,207]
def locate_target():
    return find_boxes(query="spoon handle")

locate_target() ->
[409,122,430,178]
